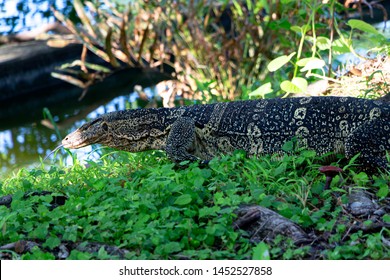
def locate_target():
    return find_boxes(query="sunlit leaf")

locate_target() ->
[267,52,296,72]
[233,0,244,17]
[292,77,308,91]
[280,77,307,93]
[290,25,302,33]
[290,24,309,34]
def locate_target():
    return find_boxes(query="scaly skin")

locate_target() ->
[62,96,390,170]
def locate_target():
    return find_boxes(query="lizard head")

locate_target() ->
[62,117,111,149]
[62,109,168,152]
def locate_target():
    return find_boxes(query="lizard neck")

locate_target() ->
[104,106,184,152]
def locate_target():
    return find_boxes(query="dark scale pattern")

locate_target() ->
[210,98,386,154]
[62,96,390,170]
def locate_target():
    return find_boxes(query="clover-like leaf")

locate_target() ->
[174,194,192,205]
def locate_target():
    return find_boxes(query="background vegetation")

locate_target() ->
[0,0,390,260]
[52,0,390,103]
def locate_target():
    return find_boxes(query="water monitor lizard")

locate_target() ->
[62,96,390,171]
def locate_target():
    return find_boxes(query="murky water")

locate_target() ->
[0,0,166,177]
[0,89,157,178]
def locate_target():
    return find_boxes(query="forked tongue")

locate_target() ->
[43,144,64,161]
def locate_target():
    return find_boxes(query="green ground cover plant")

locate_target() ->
[1,148,389,259]
[1,0,389,260]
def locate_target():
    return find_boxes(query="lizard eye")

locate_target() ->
[89,118,102,126]
[101,122,109,131]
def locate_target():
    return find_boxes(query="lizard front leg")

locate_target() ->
[165,117,199,163]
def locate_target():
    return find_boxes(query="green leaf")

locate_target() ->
[267,52,296,72]
[206,224,226,236]
[280,81,299,93]
[194,177,205,188]
[97,246,110,259]
[290,25,302,33]
[292,77,308,91]
[348,19,379,34]
[68,250,92,260]
[273,163,287,176]
[161,242,181,254]
[302,150,316,158]
[22,247,55,260]
[174,194,192,205]
[249,82,273,98]
[63,226,78,242]
[383,214,390,223]
[29,223,49,240]
[252,242,270,260]
[199,206,220,218]
[290,25,309,34]
[269,19,291,30]
[363,220,373,227]
[43,236,61,250]
[377,184,389,199]
[282,140,294,152]
[353,172,369,184]
[280,77,307,93]
[233,0,244,17]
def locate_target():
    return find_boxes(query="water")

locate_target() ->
[0,0,163,177]
[0,0,71,34]
[0,89,157,178]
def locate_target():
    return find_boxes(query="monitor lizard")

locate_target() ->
[62,96,390,171]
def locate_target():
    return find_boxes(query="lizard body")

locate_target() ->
[62,97,390,170]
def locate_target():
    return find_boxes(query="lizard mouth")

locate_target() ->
[62,129,89,149]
